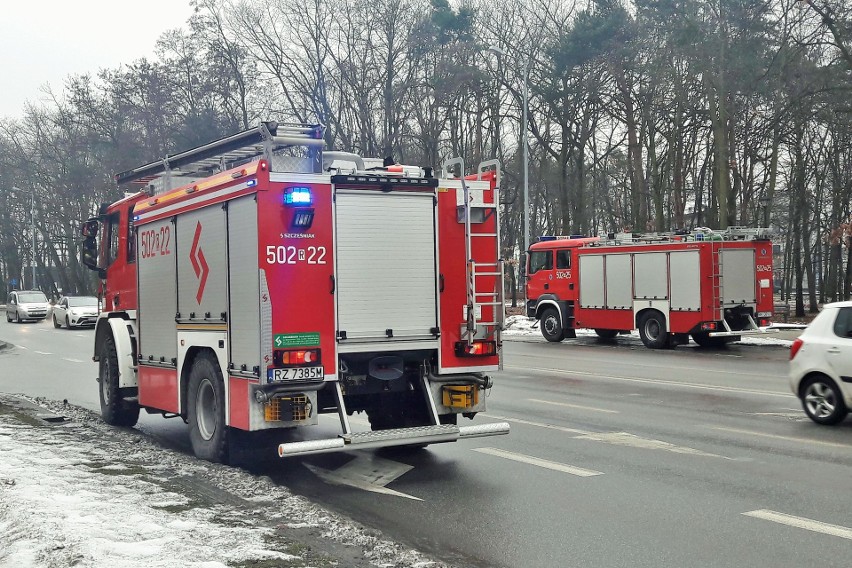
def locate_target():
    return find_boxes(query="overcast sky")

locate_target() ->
[0,1,196,119]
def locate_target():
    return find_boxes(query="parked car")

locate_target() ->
[789,301,852,425]
[52,295,99,329]
[6,290,50,323]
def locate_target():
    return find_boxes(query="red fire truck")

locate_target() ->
[81,121,509,462]
[525,229,775,349]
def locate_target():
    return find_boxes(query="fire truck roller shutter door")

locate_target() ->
[720,248,757,307]
[137,218,178,366]
[669,251,701,311]
[227,196,260,373]
[579,255,605,308]
[335,190,438,342]
[177,206,228,323]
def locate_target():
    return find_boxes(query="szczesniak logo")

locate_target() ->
[189,221,209,304]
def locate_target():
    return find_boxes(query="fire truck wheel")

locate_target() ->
[99,336,140,427]
[594,329,618,339]
[188,353,230,463]
[638,311,670,349]
[540,307,565,342]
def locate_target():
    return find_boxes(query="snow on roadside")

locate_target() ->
[0,397,445,568]
[502,314,796,347]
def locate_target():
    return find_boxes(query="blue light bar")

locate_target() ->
[284,186,312,205]
[247,179,258,187]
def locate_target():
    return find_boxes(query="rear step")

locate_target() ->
[277,421,511,457]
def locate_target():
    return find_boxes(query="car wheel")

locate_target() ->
[540,307,565,343]
[638,311,670,349]
[53,315,61,329]
[594,329,619,339]
[5,312,10,323]
[16,311,22,324]
[99,336,140,427]
[188,352,230,463]
[801,375,848,425]
[65,316,72,330]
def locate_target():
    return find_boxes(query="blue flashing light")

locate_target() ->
[284,186,312,205]
[247,179,258,187]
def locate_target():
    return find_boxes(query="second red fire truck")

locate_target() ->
[81,121,509,462]
[525,229,775,348]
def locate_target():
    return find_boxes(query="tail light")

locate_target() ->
[759,318,771,327]
[700,322,718,331]
[790,338,804,360]
[274,348,321,367]
[455,340,497,357]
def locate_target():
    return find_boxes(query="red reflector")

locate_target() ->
[790,338,804,360]
[701,322,717,331]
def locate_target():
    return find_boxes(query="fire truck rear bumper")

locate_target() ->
[708,328,778,338]
[277,421,511,458]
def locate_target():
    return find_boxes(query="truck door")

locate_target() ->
[526,248,553,302]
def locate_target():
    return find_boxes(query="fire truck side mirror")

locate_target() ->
[81,238,99,272]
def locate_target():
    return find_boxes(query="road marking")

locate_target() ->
[504,365,793,398]
[305,455,422,500]
[483,413,734,459]
[481,413,590,435]
[61,358,86,363]
[33,351,52,355]
[713,427,852,449]
[529,398,619,414]
[473,447,603,477]
[743,510,852,540]
[508,352,773,379]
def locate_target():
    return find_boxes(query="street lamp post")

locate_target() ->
[11,186,36,290]
[488,46,531,312]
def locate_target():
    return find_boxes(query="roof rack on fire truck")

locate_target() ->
[115,121,326,195]
[539,226,773,245]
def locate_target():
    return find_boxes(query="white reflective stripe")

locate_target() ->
[136,181,252,222]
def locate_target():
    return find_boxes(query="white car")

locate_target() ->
[6,290,50,323]
[52,295,99,329]
[789,301,852,425]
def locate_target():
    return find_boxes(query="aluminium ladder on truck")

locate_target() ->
[115,121,325,193]
[443,158,505,357]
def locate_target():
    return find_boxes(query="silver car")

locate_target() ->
[6,290,50,323]
[52,295,100,329]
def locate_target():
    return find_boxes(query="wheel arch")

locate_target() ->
[798,371,840,400]
[180,346,219,418]
[635,307,668,330]
[94,314,137,389]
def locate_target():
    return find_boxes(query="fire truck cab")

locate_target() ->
[525,229,776,349]
[81,121,509,462]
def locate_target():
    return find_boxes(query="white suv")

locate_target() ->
[789,301,852,425]
[6,290,50,323]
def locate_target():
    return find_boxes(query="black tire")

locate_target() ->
[53,315,61,328]
[16,311,22,324]
[594,329,619,339]
[187,352,230,463]
[5,311,10,322]
[638,311,670,349]
[540,307,565,343]
[65,315,72,330]
[690,332,729,348]
[99,336,140,427]
[800,375,848,425]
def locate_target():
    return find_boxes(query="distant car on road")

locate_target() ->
[52,296,99,329]
[5,290,50,323]
[789,301,852,425]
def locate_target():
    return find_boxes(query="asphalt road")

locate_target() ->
[2,317,851,567]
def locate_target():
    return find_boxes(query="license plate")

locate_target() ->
[268,366,324,382]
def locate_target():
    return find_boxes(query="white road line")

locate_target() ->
[473,447,603,477]
[61,358,86,363]
[529,398,619,414]
[504,365,793,398]
[509,352,771,379]
[481,413,591,435]
[33,351,52,355]
[743,510,852,540]
[713,427,852,449]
